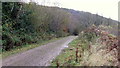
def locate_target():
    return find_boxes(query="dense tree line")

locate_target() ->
[2,2,118,51]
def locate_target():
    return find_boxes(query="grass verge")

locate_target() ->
[51,31,98,66]
[51,38,82,66]
[1,37,64,59]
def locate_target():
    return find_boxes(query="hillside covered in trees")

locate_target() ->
[2,2,118,51]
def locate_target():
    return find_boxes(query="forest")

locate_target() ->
[1,2,118,52]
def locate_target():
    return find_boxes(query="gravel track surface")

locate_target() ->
[2,36,77,66]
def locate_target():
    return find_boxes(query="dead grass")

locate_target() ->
[51,25,118,66]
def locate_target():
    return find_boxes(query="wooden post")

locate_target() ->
[56,60,59,68]
[76,48,79,62]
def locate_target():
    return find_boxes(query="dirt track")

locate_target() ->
[2,36,77,66]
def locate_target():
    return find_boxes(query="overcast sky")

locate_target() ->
[25,0,119,21]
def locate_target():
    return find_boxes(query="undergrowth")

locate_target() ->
[51,25,118,66]
[51,26,99,66]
